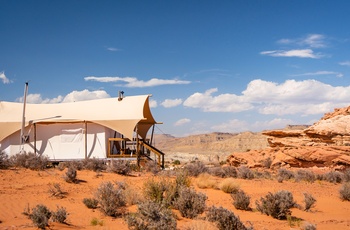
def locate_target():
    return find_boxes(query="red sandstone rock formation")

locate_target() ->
[227,106,350,169]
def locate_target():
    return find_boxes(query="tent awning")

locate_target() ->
[0,95,157,141]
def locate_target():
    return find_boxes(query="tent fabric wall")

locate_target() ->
[0,95,158,159]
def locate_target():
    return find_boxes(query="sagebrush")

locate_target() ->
[174,186,207,219]
[95,181,126,216]
[207,206,250,230]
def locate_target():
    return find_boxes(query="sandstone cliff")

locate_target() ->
[227,106,350,168]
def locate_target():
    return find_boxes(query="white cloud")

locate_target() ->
[85,76,190,88]
[277,34,327,48]
[174,118,191,126]
[161,98,183,108]
[17,89,110,104]
[184,79,350,116]
[211,119,249,133]
[0,71,11,84]
[291,71,343,78]
[183,88,253,112]
[149,99,157,108]
[260,49,322,58]
[107,47,120,51]
[251,118,294,131]
[339,61,350,66]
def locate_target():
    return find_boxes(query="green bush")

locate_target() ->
[339,183,350,201]
[125,201,176,230]
[207,206,250,230]
[83,198,99,209]
[256,190,296,220]
[174,186,207,219]
[95,181,126,217]
[232,189,251,211]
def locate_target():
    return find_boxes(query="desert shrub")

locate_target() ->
[0,151,10,169]
[277,168,295,182]
[83,158,106,171]
[237,166,254,180]
[143,177,172,204]
[29,204,52,229]
[10,152,48,170]
[51,206,68,223]
[301,222,317,230]
[107,159,132,175]
[126,201,176,230]
[261,157,272,169]
[232,189,251,211]
[95,181,126,217]
[48,183,66,198]
[303,193,316,211]
[295,169,316,183]
[56,162,67,171]
[222,166,238,178]
[196,173,218,189]
[339,183,350,201]
[322,171,343,183]
[206,206,250,230]
[174,186,207,219]
[219,178,240,194]
[83,198,99,209]
[208,166,226,177]
[175,170,191,188]
[255,190,296,220]
[184,161,208,177]
[173,159,181,165]
[143,160,161,175]
[67,161,84,170]
[64,166,77,183]
[342,169,350,182]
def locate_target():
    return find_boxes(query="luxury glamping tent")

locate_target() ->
[0,93,164,168]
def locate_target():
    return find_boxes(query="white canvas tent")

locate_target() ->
[0,95,159,161]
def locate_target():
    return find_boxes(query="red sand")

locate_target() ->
[0,168,349,230]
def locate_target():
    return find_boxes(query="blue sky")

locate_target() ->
[1,1,350,137]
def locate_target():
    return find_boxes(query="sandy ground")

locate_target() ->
[0,168,349,230]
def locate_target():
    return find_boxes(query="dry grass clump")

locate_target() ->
[184,161,208,177]
[51,206,68,223]
[256,190,297,220]
[219,178,240,194]
[303,193,316,211]
[48,183,66,199]
[196,173,218,189]
[232,189,251,211]
[10,152,49,170]
[206,206,251,230]
[125,201,176,230]
[339,182,350,201]
[143,177,174,205]
[94,181,126,217]
[173,186,207,219]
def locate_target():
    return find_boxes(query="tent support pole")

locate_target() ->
[34,123,36,155]
[136,125,140,169]
[150,125,155,146]
[85,122,87,159]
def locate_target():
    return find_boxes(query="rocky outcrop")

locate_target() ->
[227,106,350,168]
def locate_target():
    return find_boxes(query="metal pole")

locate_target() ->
[34,123,36,155]
[20,82,29,151]
[85,122,87,159]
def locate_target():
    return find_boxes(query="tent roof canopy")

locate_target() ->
[0,95,157,141]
